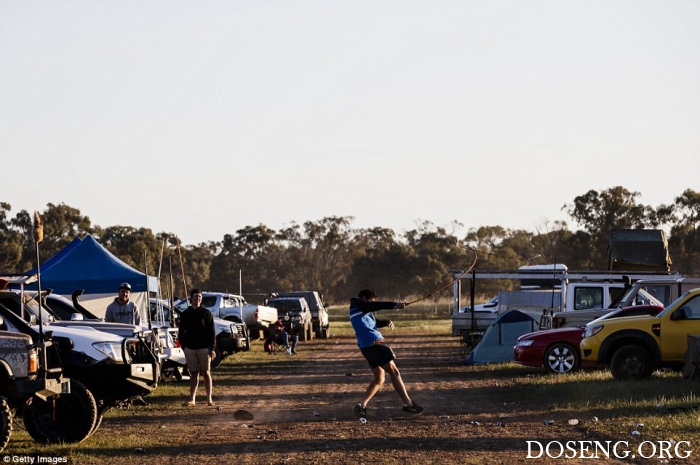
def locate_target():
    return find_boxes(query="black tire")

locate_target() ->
[210,347,223,369]
[0,398,11,453]
[88,413,104,439]
[544,343,580,374]
[86,403,112,439]
[23,379,98,444]
[610,345,654,380]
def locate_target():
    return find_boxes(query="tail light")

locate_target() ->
[29,351,39,374]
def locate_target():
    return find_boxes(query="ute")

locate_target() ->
[0,278,159,440]
[266,296,314,341]
[151,298,250,369]
[0,314,72,450]
[273,291,330,339]
[580,288,700,380]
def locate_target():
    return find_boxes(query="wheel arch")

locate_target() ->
[599,330,660,366]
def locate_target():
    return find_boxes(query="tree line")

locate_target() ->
[1,186,699,304]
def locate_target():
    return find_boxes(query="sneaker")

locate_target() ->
[402,402,423,415]
[286,347,292,355]
[353,403,366,419]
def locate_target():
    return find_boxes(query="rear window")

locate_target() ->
[269,300,301,313]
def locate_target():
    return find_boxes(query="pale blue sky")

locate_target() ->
[2,1,699,245]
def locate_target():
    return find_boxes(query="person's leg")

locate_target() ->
[184,348,200,405]
[202,369,213,405]
[360,365,386,408]
[188,371,200,404]
[290,334,298,353]
[383,360,413,406]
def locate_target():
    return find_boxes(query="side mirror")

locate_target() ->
[671,307,688,321]
[70,313,85,321]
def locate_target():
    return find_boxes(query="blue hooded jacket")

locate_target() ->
[349,297,397,348]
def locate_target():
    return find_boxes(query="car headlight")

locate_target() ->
[583,325,604,339]
[516,340,535,347]
[93,342,124,362]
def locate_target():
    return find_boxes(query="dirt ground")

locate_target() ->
[35,330,652,465]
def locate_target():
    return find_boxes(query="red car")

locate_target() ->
[514,305,663,374]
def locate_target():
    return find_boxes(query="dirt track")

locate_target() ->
[33,330,646,464]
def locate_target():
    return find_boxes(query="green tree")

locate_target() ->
[404,221,470,301]
[0,203,26,272]
[279,216,362,302]
[344,227,413,300]
[665,189,700,275]
[208,225,285,299]
[563,186,656,268]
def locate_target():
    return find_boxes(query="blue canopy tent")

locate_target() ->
[465,310,538,365]
[25,235,158,318]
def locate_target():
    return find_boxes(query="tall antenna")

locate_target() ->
[33,211,44,341]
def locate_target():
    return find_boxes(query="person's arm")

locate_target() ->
[207,313,216,355]
[354,300,405,314]
[177,313,188,348]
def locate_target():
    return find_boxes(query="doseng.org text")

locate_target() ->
[526,440,691,459]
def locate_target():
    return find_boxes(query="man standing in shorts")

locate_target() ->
[178,288,216,406]
[349,288,423,419]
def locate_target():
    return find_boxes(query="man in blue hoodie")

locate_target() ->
[349,288,423,419]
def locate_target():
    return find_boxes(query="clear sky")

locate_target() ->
[2,1,699,246]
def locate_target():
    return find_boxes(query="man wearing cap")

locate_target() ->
[105,282,141,325]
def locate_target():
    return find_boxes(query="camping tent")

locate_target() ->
[465,310,538,365]
[25,235,158,319]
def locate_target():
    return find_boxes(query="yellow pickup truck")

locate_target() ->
[580,288,700,379]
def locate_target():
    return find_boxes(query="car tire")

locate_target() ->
[211,347,223,369]
[610,345,654,380]
[0,398,12,452]
[23,379,98,444]
[544,343,580,374]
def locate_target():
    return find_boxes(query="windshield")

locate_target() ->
[23,297,55,323]
[616,286,664,308]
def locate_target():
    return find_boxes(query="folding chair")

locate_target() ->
[264,327,288,355]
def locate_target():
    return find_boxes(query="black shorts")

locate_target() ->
[360,343,396,369]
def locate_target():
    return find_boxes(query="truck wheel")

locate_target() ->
[544,343,580,374]
[23,379,98,444]
[610,345,654,380]
[211,347,223,369]
[0,398,11,453]
[321,324,330,339]
[86,405,112,439]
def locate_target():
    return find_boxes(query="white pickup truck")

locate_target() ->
[175,292,278,337]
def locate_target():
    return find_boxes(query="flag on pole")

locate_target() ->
[34,211,43,243]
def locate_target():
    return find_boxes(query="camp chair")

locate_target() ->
[264,327,287,355]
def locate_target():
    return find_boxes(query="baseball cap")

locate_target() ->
[119,282,132,291]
